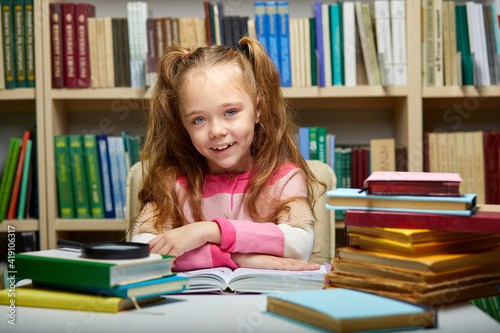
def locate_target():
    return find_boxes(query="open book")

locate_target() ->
[176,266,327,294]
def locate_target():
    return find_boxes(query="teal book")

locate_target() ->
[326,188,477,216]
[308,127,319,160]
[69,135,91,218]
[266,288,437,333]
[54,135,75,218]
[16,139,31,219]
[33,274,189,299]
[0,138,21,220]
[24,0,35,87]
[329,4,342,85]
[317,127,327,163]
[309,17,317,86]
[82,134,105,218]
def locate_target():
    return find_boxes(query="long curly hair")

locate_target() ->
[134,37,325,233]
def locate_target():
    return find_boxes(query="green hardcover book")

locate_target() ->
[128,134,141,167]
[82,134,105,218]
[13,0,25,87]
[457,5,474,85]
[1,0,16,88]
[54,135,75,219]
[309,17,317,86]
[14,249,173,288]
[0,138,21,221]
[309,127,319,160]
[69,135,91,218]
[16,139,31,219]
[317,127,327,163]
[24,0,34,87]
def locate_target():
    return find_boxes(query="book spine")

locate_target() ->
[54,135,75,219]
[61,3,77,88]
[355,1,374,85]
[83,135,105,218]
[104,17,115,88]
[16,140,31,219]
[254,2,267,54]
[0,138,20,221]
[111,18,121,87]
[433,0,444,86]
[362,3,381,85]
[390,0,407,85]
[24,0,34,87]
[87,17,99,87]
[265,2,280,76]
[309,17,317,86]
[298,127,310,160]
[317,127,327,163]
[309,127,319,160]
[277,2,291,87]
[314,2,325,87]
[74,3,94,88]
[97,135,115,219]
[69,135,91,218]
[330,4,342,86]
[6,131,30,220]
[107,137,124,219]
[96,18,107,88]
[13,0,25,87]
[374,0,394,86]
[2,0,16,88]
[115,137,128,219]
[145,17,157,87]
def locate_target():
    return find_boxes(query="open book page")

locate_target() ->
[177,266,327,294]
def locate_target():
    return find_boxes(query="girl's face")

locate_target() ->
[180,65,261,175]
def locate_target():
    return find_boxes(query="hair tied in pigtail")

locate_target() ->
[235,42,249,57]
[184,52,191,58]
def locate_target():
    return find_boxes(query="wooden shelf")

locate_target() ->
[0,88,36,101]
[55,219,128,231]
[0,220,39,232]
[423,85,500,98]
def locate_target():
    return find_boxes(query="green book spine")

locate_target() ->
[82,134,105,218]
[54,135,75,219]
[15,253,114,287]
[16,139,31,219]
[317,127,327,163]
[334,148,344,219]
[1,0,16,88]
[129,135,141,167]
[0,139,16,219]
[24,0,34,87]
[308,127,319,160]
[69,135,91,218]
[13,0,25,87]
[0,138,21,220]
[309,17,317,86]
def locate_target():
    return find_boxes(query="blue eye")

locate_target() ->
[194,117,205,124]
[225,110,236,117]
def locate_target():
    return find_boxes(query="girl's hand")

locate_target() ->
[231,253,321,271]
[148,222,221,257]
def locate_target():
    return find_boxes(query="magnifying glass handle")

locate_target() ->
[57,239,83,249]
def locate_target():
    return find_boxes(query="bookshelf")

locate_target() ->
[0,0,496,250]
[0,1,47,249]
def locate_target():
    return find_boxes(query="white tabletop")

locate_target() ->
[2,294,500,332]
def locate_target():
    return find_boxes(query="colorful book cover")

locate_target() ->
[254,2,268,55]
[54,135,75,219]
[82,134,105,218]
[97,135,115,219]
[16,139,32,219]
[277,1,291,87]
[69,135,91,218]
[1,0,16,88]
[6,131,30,220]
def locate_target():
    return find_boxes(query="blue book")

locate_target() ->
[277,1,291,87]
[115,136,128,219]
[266,288,437,332]
[326,188,477,216]
[265,1,280,69]
[298,127,310,160]
[329,4,342,85]
[327,134,336,170]
[107,136,124,219]
[33,275,189,299]
[254,2,268,53]
[97,135,115,219]
[314,2,325,87]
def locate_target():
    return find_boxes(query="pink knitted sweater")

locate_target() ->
[131,163,315,271]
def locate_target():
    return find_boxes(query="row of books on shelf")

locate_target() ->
[325,171,500,310]
[424,130,500,205]
[48,0,408,90]
[423,0,500,87]
[54,133,142,220]
[0,130,39,222]
[0,0,36,89]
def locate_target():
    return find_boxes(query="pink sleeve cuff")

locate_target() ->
[212,218,284,257]
[172,244,238,272]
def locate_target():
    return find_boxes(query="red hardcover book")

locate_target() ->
[6,131,31,220]
[364,171,462,196]
[345,208,500,233]
[75,3,95,87]
[494,132,500,204]
[50,3,64,88]
[61,3,77,88]
[203,2,213,46]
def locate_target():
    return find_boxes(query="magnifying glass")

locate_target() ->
[57,239,150,260]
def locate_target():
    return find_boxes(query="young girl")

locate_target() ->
[130,37,325,272]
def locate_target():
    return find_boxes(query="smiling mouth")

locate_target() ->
[211,142,235,151]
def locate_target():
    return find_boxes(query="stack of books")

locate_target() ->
[325,171,500,306]
[0,248,188,313]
